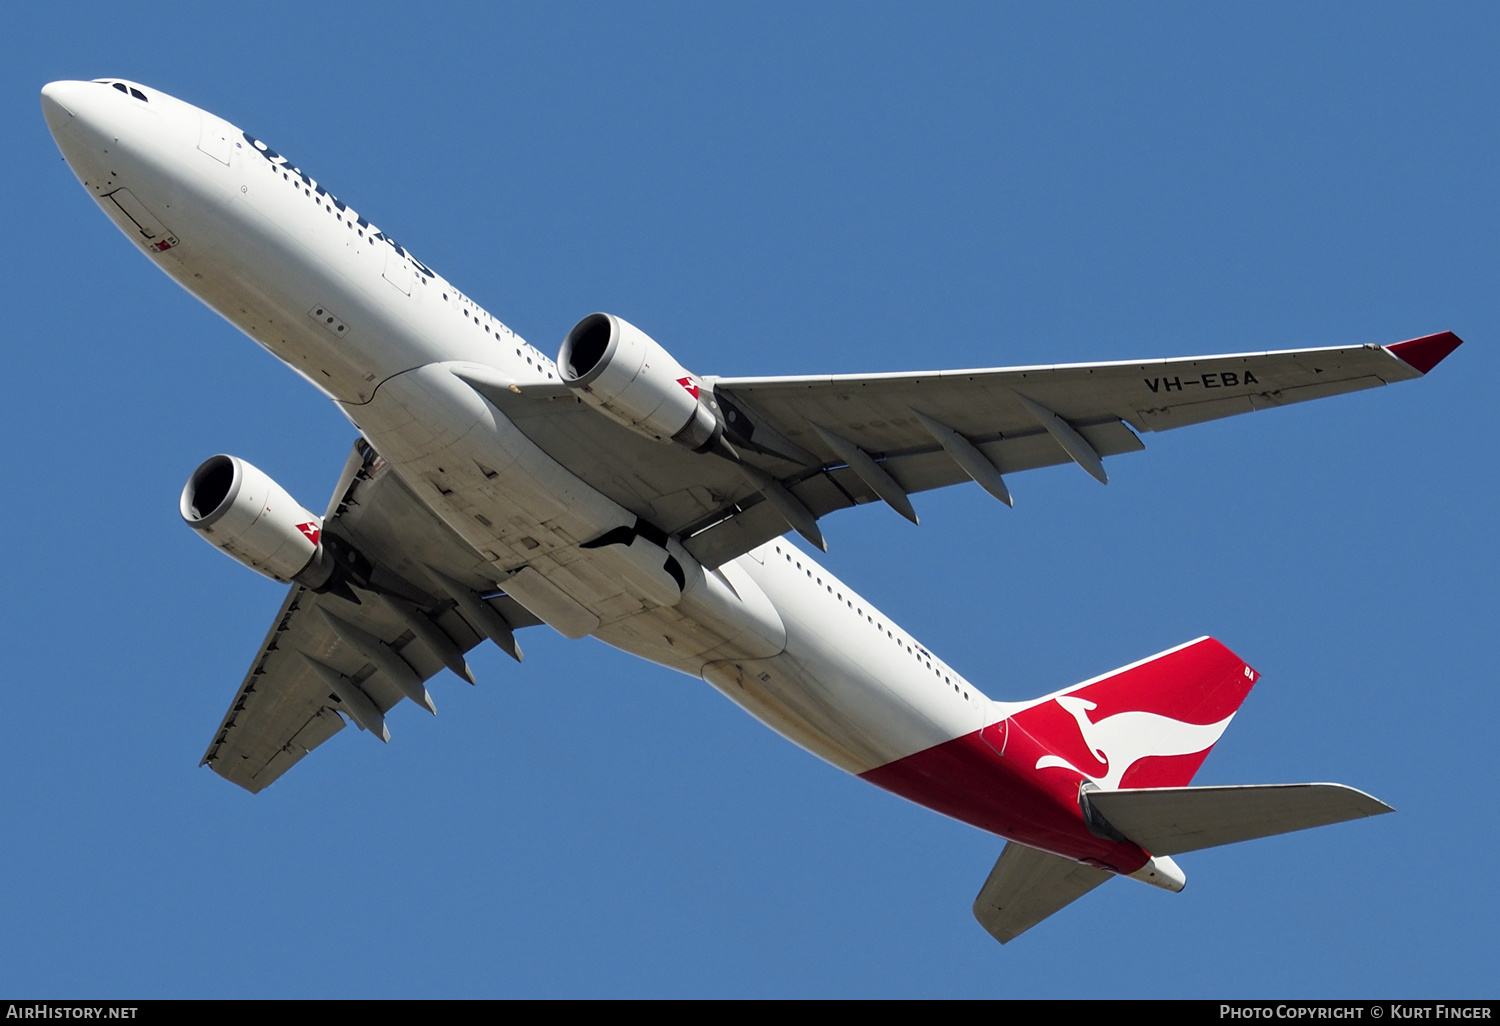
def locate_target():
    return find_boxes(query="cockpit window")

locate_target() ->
[99,81,149,102]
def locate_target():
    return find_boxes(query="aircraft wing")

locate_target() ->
[475,331,1461,568]
[200,440,542,793]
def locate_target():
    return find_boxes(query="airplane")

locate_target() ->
[40,77,1462,945]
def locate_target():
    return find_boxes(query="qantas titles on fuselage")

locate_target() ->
[240,131,434,281]
[45,78,1446,944]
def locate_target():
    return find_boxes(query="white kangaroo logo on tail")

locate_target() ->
[1034,695,1236,789]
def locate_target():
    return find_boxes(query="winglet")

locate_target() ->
[1387,331,1463,374]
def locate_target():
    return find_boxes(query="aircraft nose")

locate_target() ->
[40,80,81,135]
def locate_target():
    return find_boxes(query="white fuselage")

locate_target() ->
[43,79,1004,783]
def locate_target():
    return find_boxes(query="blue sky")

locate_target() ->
[2,2,1496,997]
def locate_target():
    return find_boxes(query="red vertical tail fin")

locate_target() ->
[1010,637,1258,790]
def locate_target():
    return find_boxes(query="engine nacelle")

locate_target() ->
[558,312,722,450]
[180,454,327,584]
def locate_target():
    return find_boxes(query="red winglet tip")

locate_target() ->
[1388,331,1463,374]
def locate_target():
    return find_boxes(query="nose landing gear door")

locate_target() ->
[103,189,179,253]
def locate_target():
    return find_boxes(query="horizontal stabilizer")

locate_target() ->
[972,841,1112,944]
[1085,783,1393,856]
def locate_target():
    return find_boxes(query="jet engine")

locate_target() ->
[558,312,725,452]
[180,454,336,587]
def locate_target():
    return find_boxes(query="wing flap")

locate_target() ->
[202,440,543,793]
[1085,783,1394,856]
[679,420,1145,566]
[972,841,1113,944]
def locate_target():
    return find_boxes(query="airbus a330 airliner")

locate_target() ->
[42,78,1461,944]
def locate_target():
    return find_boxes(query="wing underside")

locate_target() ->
[476,332,1458,568]
[201,440,541,793]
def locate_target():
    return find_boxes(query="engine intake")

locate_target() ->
[181,454,332,585]
[558,312,724,451]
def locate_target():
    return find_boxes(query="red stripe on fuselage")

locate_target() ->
[859,717,1151,873]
